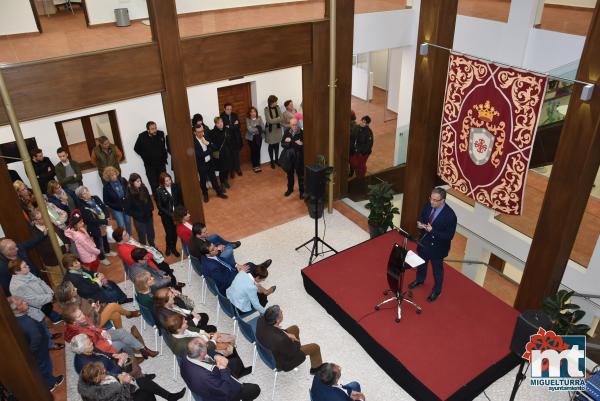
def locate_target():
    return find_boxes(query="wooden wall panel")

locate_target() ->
[182,22,313,86]
[0,44,164,125]
[399,0,459,237]
[515,4,600,311]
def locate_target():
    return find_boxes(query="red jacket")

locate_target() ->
[177,223,192,245]
[118,243,159,271]
[64,319,117,354]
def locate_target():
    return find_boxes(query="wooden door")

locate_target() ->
[217,83,252,166]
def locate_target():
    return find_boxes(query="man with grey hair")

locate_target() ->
[311,362,365,401]
[9,296,64,392]
[179,337,260,401]
[256,305,323,374]
[281,117,304,198]
[0,234,45,295]
[409,187,457,302]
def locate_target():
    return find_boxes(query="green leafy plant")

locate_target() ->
[365,181,399,235]
[542,289,590,336]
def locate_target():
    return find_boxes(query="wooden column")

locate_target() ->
[303,0,354,198]
[146,0,205,223]
[515,5,600,311]
[0,289,52,400]
[399,0,459,236]
[0,160,44,269]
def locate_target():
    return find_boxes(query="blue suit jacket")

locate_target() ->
[180,356,241,401]
[417,202,457,260]
[310,375,355,401]
[200,256,238,294]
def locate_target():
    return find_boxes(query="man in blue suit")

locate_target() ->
[180,337,260,401]
[310,363,365,401]
[199,242,271,294]
[409,187,457,302]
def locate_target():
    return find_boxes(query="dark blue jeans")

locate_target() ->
[102,281,128,303]
[416,258,444,294]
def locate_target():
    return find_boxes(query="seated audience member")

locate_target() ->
[180,338,261,401]
[311,363,366,401]
[189,222,238,265]
[62,254,131,305]
[102,166,132,236]
[113,227,182,288]
[57,280,139,329]
[64,211,101,272]
[29,209,67,266]
[72,334,186,400]
[256,305,323,374]
[173,206,193,245]
[154,287,215,333]
[0,235,45,295]
[75,186,113,266]
[164,314,251,379]
[63,304,158,358]
[78,361,185,401]
[226,265,275,315]
[47,180,76,213]
[133,271,156,310]
[9,296,64,392]
[9,259,63,326]
[198,242,271,294]
[128,248,174,290]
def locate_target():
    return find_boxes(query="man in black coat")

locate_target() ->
[409,187,458,302]
[9,296,64,391]
[281,118,305,198]
[208,117,234,192]
[220,103,243,177]
[0,234,45,295]
[134,121,168,195]
[31,148,56,192]
[193,125,227,203]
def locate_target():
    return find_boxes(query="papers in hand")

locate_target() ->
[405,250,425,268]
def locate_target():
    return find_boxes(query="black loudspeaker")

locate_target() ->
[510,310,552,356]
[305,165,328,200]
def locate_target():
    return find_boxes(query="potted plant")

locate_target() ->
[542,289,591,335]
[365,181,399,238]
[304,155,333,219]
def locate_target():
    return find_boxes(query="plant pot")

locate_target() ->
[368,223,387,239]
[307,200,325,219]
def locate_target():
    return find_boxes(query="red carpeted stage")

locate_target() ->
[301,231,520,401]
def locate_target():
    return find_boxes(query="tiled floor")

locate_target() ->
[0,0,593,64]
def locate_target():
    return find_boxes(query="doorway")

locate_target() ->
[217,82,252,166]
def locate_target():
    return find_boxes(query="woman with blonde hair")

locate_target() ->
[133,271,155,310]
[47,179,76,213]
[102,166,132,235]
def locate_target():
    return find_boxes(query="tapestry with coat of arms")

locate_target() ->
[438,53,548,215]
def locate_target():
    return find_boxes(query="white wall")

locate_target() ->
[186,67,303,164]
[386,48,403,113]
[353,9,416,55]
[370,50,389,90]
[84,0,306,25]
[0,0,39,35]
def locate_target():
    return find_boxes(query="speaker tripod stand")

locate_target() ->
[295,197,337,265]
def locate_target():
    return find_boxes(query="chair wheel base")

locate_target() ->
[416,308,422,314]
[395,318,401,323]
[374,305,380,311]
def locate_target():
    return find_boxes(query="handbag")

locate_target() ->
[212,131,228,159]
[278,147,295,172]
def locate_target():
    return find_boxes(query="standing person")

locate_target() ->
[55,147,83,195]
[264,95,284,169]
[246,107,265,173]
[9,297,64,392]
[281,118,304,198]
[64,212,101,272]
[90,136,123,183]
[31,148,56,192]
[349,115,374,178]
[193,125,227,203]
[0,235,46,296]
[409,187,457,302]
[134,121,168,195]
[156,172,182,257]
[209,117,233,190]
[282,100,296,129]
[126,173,155,247]
[221,103,243,177]
[348,110,358,177]
[191,113,210,132]
[102,167,132,236]
[75,186,113,266]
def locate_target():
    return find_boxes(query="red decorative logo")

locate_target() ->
[474,138,488,154]
[522,327,571,372]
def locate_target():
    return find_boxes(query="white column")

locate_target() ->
[462,235,491,286]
